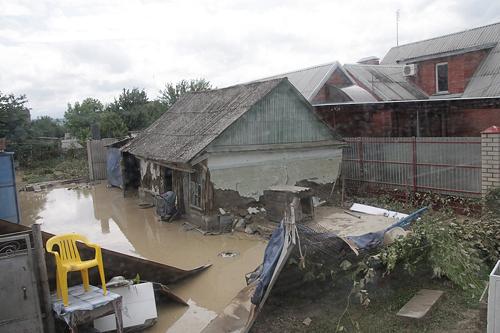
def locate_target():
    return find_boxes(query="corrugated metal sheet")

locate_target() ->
[87,138,116,181]
[344,64,428,100]
[342,137,481,197]
[251,62,339,101]
[123,79,286,163]
[340,85,377,102]
[382,22,500,98]
[210,82,336,146]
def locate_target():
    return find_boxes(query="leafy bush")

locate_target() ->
[380,212,487,296]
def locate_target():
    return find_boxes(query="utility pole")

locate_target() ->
[396,9,400,46]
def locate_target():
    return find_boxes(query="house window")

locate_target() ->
[189,168,203,209]
[435,62,448,93]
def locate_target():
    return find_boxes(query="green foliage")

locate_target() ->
[159,78,212,108]
[21,154,88,184]
[0,91,31,142]
[31,116,65,138]
[64,98,103,141]
[380,212,487,296]
[107,88,151,131]
[99,111,128,138]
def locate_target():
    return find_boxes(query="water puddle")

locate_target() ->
[19,184,267,332]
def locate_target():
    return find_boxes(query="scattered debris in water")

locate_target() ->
[247,207,265,214]
[218,251,239,258]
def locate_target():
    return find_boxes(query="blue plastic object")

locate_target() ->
[0,152,20,224]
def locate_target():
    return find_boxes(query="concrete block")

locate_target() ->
[397,289,444,319]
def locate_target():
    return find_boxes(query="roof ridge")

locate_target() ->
[345,63,403,68]
[196,77,285,93]
[390,21,500,50]
[258,61,338,79]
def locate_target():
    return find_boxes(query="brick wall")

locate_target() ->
[312,68,353,104]
[411,49,489,95]
[447,108,500,136]
[481,126,500,196]
[314,101,500,137]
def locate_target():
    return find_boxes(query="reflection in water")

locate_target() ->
[19,184,267,332]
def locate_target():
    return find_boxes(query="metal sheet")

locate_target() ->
[0,152,20,224]
[342,137,481,197]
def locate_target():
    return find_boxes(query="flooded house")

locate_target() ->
[122,78,343,227]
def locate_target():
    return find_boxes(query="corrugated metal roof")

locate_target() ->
[381,22,500,98]
[123,79,285,163]
[251,61,340,101]
[344,64,428,101]
[340,85,377,102]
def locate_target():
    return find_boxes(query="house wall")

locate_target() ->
[314,102,500,137]
[410,49,489,95]
[211,81,335,147]
[312,68,353,104]
[208,147,342,202]
[446,108,500,136]
[205,80,342,208]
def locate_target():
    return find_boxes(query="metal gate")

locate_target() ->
[87,139,116,181]
[0,232,44,332]
[0,152,20,223]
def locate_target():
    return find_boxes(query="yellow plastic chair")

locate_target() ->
[46,234,107,306]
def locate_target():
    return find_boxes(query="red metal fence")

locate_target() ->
[342,137,482,197]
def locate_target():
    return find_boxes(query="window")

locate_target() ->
[189,168,203,209]
[435,62,448,93]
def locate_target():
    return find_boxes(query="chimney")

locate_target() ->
[357,56,380,65]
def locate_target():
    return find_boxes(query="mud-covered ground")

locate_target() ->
[252,264,483,332]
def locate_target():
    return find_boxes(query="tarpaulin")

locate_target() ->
[251,222,285,305]
[106,147,123,188]
[346,207,428,250]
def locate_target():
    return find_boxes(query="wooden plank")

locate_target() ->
[397,289,444,319]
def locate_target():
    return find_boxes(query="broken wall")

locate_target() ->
[138,158,164,202]
[208,147,342,202]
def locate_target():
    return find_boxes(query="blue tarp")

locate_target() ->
[346,207,428,250]
[106,147,123,188]
[251,222,285,305]
[0,152,20,224]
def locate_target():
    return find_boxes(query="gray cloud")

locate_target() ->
[0,0,499,119]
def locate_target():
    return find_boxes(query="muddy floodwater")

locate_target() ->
[19,183,267,332]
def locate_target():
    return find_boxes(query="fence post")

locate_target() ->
[358,138,364,182]
[481,126,500,197]
[412,136,417,193]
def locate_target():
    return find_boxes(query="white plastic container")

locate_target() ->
[94,282,157,332]
[488,260,500,333]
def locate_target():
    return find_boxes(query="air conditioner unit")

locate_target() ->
[403,64,417,77]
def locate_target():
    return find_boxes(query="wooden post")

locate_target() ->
[32,223,55,333]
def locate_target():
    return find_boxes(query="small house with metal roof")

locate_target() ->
[122,78,343,227]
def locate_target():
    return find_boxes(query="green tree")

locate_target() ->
[99,111,128,138]
[107,88,153,131]
[31,116,65,138]
[64,98,103,141]
[0,92,31,142]
[159,79,212,108]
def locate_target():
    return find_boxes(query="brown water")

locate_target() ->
[19,183,267,332]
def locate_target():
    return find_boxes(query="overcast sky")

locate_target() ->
[1,0,500,119]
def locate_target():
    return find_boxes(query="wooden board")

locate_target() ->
[397,289,444,319]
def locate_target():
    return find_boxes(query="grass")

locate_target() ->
[253,269,481,333]
[19,155,88,184]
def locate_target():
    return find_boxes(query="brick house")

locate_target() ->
[315,22,500,137]
[254,22,500,137]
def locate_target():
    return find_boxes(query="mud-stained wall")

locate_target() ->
[208,147,342,200]
[139,158,163,195]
